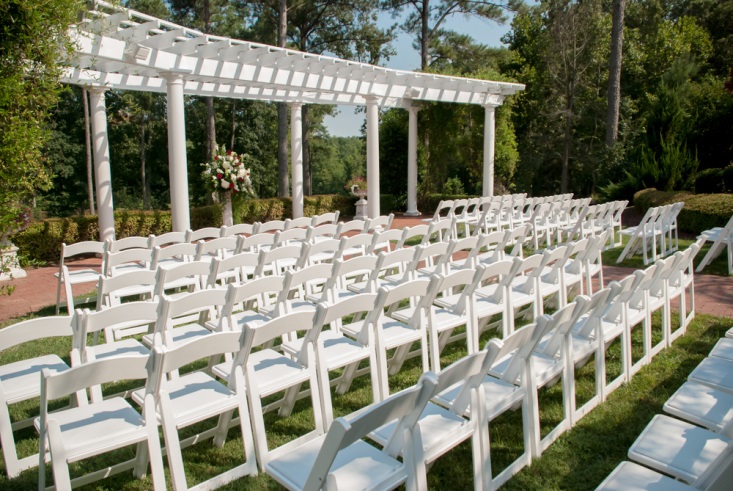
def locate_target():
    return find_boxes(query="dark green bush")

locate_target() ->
[695,168,725,194]
[633,188,733,235]
[418,194,475,215]
[723,165,733,193]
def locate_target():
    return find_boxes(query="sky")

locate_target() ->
[322,11,515,137]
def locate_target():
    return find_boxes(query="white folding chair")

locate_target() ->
[106,235,150,253]
[346,279,434,399]
[472,259,518,339]
[74,303,154,402]
[153,260,211,299]
[667,239,704,342]
[395,224,431,249]
[285,216,315,230]
[148,231,187,248]
[264,371,439,491]
[664,380,733,434]
[628,413,733,485]
[0,316,74,478]
[104,247,154,277]
[194,235,240,262]
[696,213,733,275]
[311,211,340,226]
[222,222,257,237]
[144,288,227,349]
[37,354,165,490]
[256,219,287,234]
[150,242,198,271]
[433,320,550,488]
[280,294,381,426]
[618,206,662,265]
[366,213,394,233]
[370,340,503,491]
[96,268,157,308]
[212,311,324,469]
[212,276,288,333]
[596,456,733,491]
[207,250,258,287]
[134,332,257,490]
[55,240,106,314]
[185,226,223,242]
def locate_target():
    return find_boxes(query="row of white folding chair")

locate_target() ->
[559,200,627,247]
[618,202,684,265]
[54,214,343,313]
[696,212,733,275]
[597,339,733,490]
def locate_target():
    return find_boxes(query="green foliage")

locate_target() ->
[443,177,465,195]
[723,165,733,193]
[0,0,83,294]
[695,168,725,194]
[632,188,733,235]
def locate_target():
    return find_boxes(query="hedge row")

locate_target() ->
[11,194,400,263]
[633,188,733,235]
[694,166,733,194]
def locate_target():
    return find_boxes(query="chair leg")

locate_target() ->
[160,401,189,491]
[55,276,63,315]
[142,396,166,490]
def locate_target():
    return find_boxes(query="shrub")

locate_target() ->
[695,168,725,194]
[418,194,474,215]
[633,188,733,235]
[723,165,733,193]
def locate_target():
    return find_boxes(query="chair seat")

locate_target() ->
[266,435,405,491]
[133,371,238,428]
[282,332,371,370]
[87,339,150,360]
[0,355,68,404]
[214,349,310,397]
[664,381,733,433]
[56,269,102,285]
[491,352,561,388]
[629,414,729,483]
[435,376,523,420]
[142,323,210,347]
[597,461,694,491]
[710,338,733,362]
[369,402,471,458]
[35,397,147,462]
[688,357,733,393]
[430,307,468,332]
[107,284,154,302]
[473,295,506,320]
[380,320,423,350]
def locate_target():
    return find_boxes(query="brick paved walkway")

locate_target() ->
[1,214,731,323]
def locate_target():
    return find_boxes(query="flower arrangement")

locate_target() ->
[344,176,368,195]
[202,146,254,196]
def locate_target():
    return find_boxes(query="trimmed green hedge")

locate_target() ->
[418,194,475,215]
[633,188,733,235]
[11,194,401,263]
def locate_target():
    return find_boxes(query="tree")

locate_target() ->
[0,0,82,292]
[383,0,521,70]
[251,0,393,196]
[605,0,626,146]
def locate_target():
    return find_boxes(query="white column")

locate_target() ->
[162,72,190,232]
[365,96,380,218]
[88,87,115,241]
[482,103,498,197]
[290,102,304,219]
[405,105,420,216]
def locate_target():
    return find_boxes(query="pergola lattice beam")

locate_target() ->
[64,1,523,108]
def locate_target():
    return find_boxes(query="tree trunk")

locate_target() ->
[605,0,626,146]
[230,100,236,150]
[277,0,290,197]
[141,113,150,209]
[302,104,311,196]
[562,91,575,194]
[82,88,95,215]
[205,96,216,158]
[420,0,430,70]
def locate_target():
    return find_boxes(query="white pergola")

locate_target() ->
[66,0,524,240]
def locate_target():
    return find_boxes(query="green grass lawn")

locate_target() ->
[0,305,731,490]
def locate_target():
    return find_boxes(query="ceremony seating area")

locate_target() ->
[2,194,722,490]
